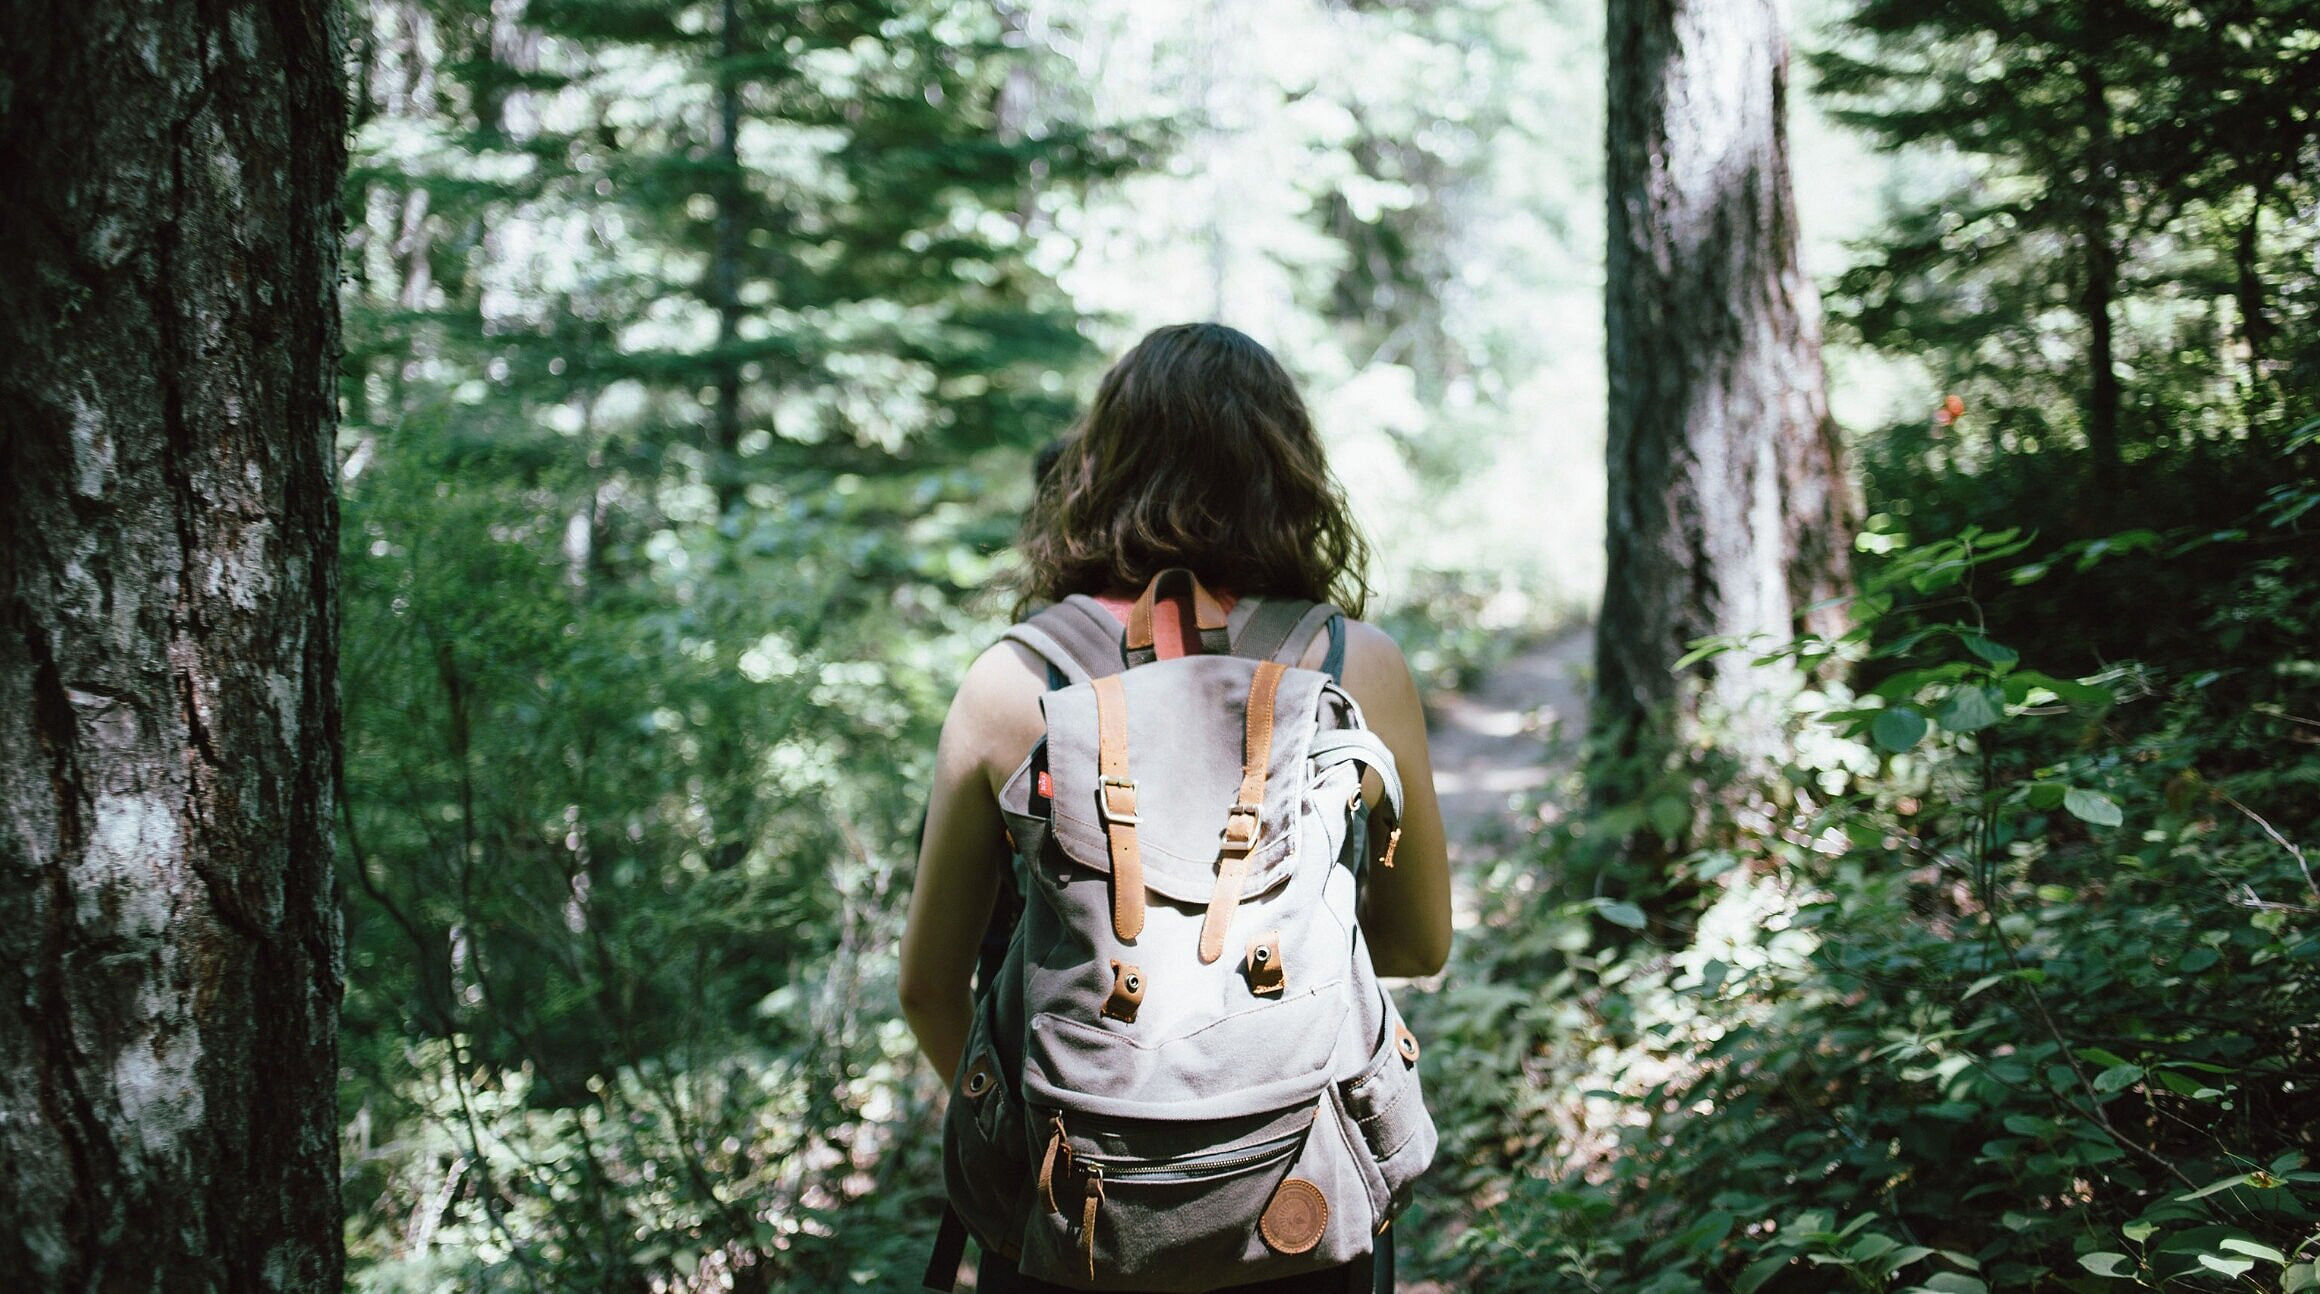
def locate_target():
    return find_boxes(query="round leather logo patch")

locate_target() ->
[1260,1177,1328,1255]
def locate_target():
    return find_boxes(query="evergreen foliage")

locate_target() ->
[321,1,2320,1289]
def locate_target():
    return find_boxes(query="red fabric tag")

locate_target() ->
[1037,770,1053,799]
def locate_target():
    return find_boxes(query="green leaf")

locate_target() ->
[1936,685,2003,732]
[1917,1274,1989,1294]
[2092,1063,2144,1094]
[2178,1173,2250,1200]
[2121,1221,2158,1244]
[2219,1238,2286,1263]
[2179,946,2220,973]
[1597,900,1648,931]
[2025,781,2068,810]
[1674,636,1738,671]
[1961,634,2018,668]
[2198,1254,2255,1278]
[1873,706,1929,753]
[2079,1252,2134,1277]
[2283,1260,2317,1291]
[2064,787,2123,827]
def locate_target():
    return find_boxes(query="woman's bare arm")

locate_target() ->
[1314,620,1453,977]
[897,642,1045,1081]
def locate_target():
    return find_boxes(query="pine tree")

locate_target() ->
[1814,0,2320,477]
[335,1,1122,1284]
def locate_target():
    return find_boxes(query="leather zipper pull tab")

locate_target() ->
[1038,1114,1072,1214]
[1082,1164,1105,1281]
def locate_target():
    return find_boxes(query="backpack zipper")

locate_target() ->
[1075,1127,1304,1184]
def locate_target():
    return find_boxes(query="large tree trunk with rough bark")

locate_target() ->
[0,2,348,1288]
[1596,0,1853,799]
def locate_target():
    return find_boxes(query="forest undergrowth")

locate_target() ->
[1407,434,2320,1293]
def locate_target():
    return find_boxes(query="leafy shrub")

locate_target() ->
[1412,445,2320,1292]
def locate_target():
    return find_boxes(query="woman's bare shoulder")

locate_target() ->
[1336,618,1423,710]
[947,637,1050,788]
[1291,615,1412,686]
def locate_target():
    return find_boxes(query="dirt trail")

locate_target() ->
[1422,626,1593,916]
[1395,624,1591,1293]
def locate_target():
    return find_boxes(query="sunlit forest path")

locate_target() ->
[1423,626,1593,922]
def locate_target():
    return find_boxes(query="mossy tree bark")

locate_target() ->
[0,0,348,1287]
[1596,0,1854,837]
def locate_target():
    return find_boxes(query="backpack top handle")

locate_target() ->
[1122,567,1230,665]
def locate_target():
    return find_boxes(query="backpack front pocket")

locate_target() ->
[1017,1102,1352,1292]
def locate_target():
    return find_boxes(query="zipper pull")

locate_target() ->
[1081,1163,1105,1281]
[1038,1113,1072,1215]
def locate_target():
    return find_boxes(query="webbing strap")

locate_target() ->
[1309,728,1403,821]
[1002,596,1129,684]
[1231,596,1317,663]
[922,1205,969,1291]
[1198,661,1285,963]
[1090,673,1145,941]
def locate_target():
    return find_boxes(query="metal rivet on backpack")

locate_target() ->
[963,1069,993,1098]
[1246,931,1286,997]
[1102,959,1144,1023]
[1395,1022,1421,1065]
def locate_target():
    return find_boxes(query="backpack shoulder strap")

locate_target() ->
[1001,594,1127,685]
[1232,598,1343,676]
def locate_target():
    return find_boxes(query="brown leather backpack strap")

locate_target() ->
[1091,673,1145,941]
[1198,660,1285,963]
[1123,567,1230,666]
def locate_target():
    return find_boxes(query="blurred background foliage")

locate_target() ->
[333,0,2316,1288]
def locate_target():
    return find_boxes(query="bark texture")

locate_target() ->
[1597,0,1853,779]
[0,1,347,1288]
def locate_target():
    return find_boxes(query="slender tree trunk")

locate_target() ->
[2234,179,2273,367]
[0,2,348,1288]
[2078,54,2123,478]
[710,0,747,512]
[1597,0,1853,804]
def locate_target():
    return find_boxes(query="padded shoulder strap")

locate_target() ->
[1229,596,1313,663]
[1229,596,1343,671]
[1001,595,1128,684]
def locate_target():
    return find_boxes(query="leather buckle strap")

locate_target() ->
[1221,802,1262,853]
[1099,775,1140,828]
[1091,675,1145,941]
[1198,661,1287,963]
[1124,567,1230,665]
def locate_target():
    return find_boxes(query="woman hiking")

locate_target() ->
[902,322,1452,1293]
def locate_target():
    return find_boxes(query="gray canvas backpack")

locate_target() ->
[927,569,1437,1292]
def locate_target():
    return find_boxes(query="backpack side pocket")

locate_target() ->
[1332,988,1436,1225]
[942,994,1033,1259]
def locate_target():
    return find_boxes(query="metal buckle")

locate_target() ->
[1221,802,1263,853]
[1099,775,1140,828]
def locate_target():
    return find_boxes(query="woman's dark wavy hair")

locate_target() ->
[1017,323,1370,618]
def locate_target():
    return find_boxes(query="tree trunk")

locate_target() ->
[0,2,348,1288]
[1597,0,1853,798]
[709,0,747,512]
[2078,55,2122,479]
